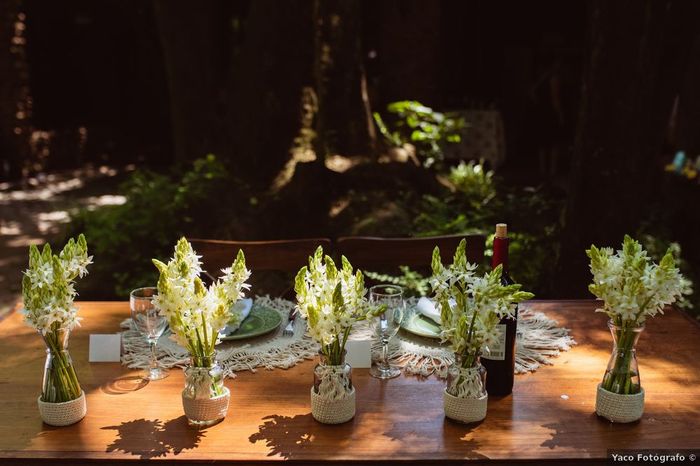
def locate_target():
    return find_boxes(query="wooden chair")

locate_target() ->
[335,234,485,271]
[188,238,332,296]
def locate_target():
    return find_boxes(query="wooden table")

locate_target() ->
[1,300,699,465]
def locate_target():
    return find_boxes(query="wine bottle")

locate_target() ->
[481,223,517,396]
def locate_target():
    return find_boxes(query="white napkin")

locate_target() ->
[221,298,253,335]
[416,297,456,325]
[416,297,441,325]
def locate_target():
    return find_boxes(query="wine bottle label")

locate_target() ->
[482,324,506,361]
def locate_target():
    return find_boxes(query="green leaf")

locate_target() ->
[431,246,442,276]
[332,282,344,309]
[41,243,52,262]
[294,266,308,296]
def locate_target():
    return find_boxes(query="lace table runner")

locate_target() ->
[379,302,576,378]
[120,297,575,379]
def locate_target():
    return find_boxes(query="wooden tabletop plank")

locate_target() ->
[0,300,699,464]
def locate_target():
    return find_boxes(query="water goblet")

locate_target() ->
[130,287,169,381]
[369,284,405,379]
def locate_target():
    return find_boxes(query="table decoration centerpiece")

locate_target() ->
[22,234,92,426]
[152,238,250,427]
[588,235,689,423]
[431,239,533,423]
[294,246,383,424]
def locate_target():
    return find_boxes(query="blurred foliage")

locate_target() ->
[638,230,696,315]
[634,174,699,317]
[354,160,561,297]
[373,101,466,168]
[447,159,496,208]
[413,161,562,295]
[364,266,431,298]
[65,155,250,298]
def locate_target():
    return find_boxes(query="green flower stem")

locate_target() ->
[187,331,221,396]
[42,332,81,402]
[321,331,350,366]
[602,326,639,395]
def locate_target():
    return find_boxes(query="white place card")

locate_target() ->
[345,338,372,368]
[89,334,122,362]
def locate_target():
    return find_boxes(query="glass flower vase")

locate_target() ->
[311,350,355,424]
[595,321,645,423]
[41,328,82,403]
[181,357,230,427]
[601,321,643,395]
[444,353,488,424]
[37,328,87,426]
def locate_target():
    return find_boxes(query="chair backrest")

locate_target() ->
[189,238,332,275]
[335,234,485,271]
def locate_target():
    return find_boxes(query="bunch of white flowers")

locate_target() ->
[431,239,533,368]
[153,238,250,367]
[22,234,92,334]
[294,246,380,365]
[587,235,690,326]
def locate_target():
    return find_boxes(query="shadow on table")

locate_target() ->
[540,412,640,451]
[102,416,205,460]
[249,412,489,461]
[249,413,353,460]
[100,376,149,395]
[381,411,489,460]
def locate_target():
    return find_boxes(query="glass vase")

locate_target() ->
[446,353,487,399]
[313,350,353,399]
[444,352,488,424]
[601,321,644,395]
[181,357,230,427]
[41,328,82,403]
[311,350,355,424]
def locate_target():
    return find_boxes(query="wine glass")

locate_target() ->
[369,284,405,379]
[130,287,169,381]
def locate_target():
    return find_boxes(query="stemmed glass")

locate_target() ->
[130,287,169,381]
[369,284,405,379]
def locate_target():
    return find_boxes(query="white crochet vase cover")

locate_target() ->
[182,387,230,422]
[443,390,488,424]
[595,384,644,423]
[37,391,87,427]
[311,387,356,424]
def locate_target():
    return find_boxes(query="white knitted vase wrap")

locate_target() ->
[37,391,87,427]
[310,387,356,424]
[182,387,230,423]
[443,389,488,424]
[595,384,644,423]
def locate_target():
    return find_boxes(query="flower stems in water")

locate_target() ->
[42,331,82,403]
[602,326,640,395]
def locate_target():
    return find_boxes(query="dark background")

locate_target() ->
[1,0,699,306]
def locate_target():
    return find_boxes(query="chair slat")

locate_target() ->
[189,238,332,275]
[336,234,485,270]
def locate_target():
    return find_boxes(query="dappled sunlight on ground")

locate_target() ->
[325,154,367,173]
[0,167,127,316]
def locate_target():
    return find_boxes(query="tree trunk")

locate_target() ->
[376,0,441,106]
[153,0,227,164]
[555,0,695,296]
[313,0,375,158]
[677,35,700,154]
[228,0,314,188]
[0,0,31,180]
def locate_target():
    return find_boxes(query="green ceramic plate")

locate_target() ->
[221,304,282,341]
[401,311,441,339]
